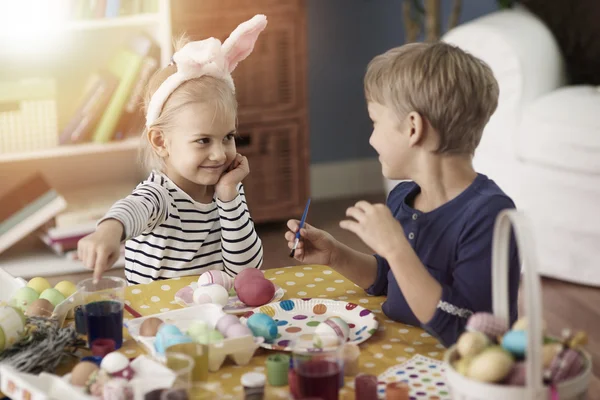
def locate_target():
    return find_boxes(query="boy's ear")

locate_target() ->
[148,128,169,158]
[407,111,424,147]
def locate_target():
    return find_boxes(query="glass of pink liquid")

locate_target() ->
[292,334,344,400]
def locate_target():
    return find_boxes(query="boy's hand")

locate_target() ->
[77,219,123,283]
[216,153,249,202]
[340,201,405,259]
[285,220,339,266]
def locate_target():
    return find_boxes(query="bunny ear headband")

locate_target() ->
[145,14,268,127]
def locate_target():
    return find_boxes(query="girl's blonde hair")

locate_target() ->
[140,36,238,173]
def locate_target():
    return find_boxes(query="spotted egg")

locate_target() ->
[193,284,229,307]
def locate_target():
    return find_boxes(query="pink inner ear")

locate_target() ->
[225,27,264,72]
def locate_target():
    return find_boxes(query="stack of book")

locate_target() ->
[59,34,159,145]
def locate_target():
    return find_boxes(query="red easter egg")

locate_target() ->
[237,277,275,307]
[234,269,265,292]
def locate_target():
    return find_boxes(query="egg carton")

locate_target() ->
[125,304,264,372]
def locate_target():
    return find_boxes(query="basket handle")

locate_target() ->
[491,210,543,398]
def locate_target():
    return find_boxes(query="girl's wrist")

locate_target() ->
[216,186,238,202]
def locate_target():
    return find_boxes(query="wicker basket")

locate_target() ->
[443,210,592,400]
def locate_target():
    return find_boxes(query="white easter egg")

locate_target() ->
[100,352,130,374]
[315,317,350,341]
[198,271,233,292]
[193,284,229,306]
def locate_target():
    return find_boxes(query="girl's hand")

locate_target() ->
[77,219,123,282]
[215,153,249,201]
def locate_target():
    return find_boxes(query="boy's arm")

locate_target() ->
[100,182,170,240]
[329,243,379,290]
[218,184,263,276]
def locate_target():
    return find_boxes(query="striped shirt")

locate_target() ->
[101,171,263,285]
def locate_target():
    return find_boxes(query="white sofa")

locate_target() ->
[386,6,600,286]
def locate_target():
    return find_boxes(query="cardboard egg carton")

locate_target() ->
[126,304,264,372]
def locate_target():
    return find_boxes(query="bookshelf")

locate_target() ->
[0,0,173,277]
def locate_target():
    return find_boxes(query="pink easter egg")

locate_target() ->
[237,278,275,307]
[175,286,194,304]
[548,349,584,383]
[466,312,509,339]
[216,314,240,336]
[198,270,233,291]
[234,269,265,292]
[225,323,252,338]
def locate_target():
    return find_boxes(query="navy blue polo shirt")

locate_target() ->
[367,174,520,346]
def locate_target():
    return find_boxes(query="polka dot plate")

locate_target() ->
[376,354,450,399]
[174,281,285,314]
[239,298,379,351]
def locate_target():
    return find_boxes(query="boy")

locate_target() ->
[285,42,520,346]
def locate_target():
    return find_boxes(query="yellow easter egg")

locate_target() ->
[453,356,472,376]
[27,277,51,295]
[457,331,490,358]
[259,305,275,317]
[467,346,514,383]
[54,280,77,298]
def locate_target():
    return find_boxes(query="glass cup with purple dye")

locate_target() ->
[292,334,344,400]
[77,276,126,349]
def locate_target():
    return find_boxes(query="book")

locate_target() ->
[91,34,154,143]
[0,175,67,255]
[59,70,119,144]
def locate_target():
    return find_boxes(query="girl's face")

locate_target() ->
[162,102,237,191]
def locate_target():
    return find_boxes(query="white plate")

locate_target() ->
[239,298,379,351]
[174,282,285,314]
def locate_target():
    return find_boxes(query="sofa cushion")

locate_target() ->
[517,86,600,174]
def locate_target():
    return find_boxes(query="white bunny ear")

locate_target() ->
[222,14,268,73]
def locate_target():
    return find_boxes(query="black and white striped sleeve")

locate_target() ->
[217,184,263,275]
[100,182,170,241]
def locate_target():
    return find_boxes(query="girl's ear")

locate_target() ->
[222,14,268,73]
[148,128,169,158]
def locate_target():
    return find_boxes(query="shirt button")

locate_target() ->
[412,213,418,220]
[408,232,415,240]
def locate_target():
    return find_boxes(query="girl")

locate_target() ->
[78,15,267,285]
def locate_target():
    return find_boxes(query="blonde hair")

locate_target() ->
[140,36,238,172]
[364,42,499,155]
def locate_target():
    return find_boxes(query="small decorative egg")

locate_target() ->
[225,323,252,338]
[193,284,229,306]
[70,361,99,387]
[155,324,185,354]
[100,351,130,374]
[187,320,209,337]
[511,317,547,336]
[39,288,66,307]
[216,314,240,336]
[27,277,51,295]
[246,313,278,342]
[502,330,527,357]
[503,361,526,386]
[0,306,26,351]
[198,271,233,291]
[453,356,472,376]
[25,298,55,318]
[54,280,77,298]
[234,268,265,292]
[548,349,584,383]
[140,317,164,337]
[195,329,225,345]
[457,331,490,358]
[11,287,39,312]
[466,312,508,339]
[467,346,514,383]
[315,317,350,342]
[175,286,194,304]
[236,278,275,307]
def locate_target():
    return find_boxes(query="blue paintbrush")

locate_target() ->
[290,198,311,258]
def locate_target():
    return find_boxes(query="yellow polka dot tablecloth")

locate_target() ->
[119,265,446,399]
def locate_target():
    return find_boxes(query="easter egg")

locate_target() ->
[70,361,99,387]
[315,317,350,342]
[501,330,527,357]
[175,286,194,304]
[54,280,77,298]
[236,278,275,307]
[548,349,584,383]
[11,287,39,312]
[140,317,164,337]
[246,313,278,342]
[25,299,55,318]
[457,331,490,358]
[27,277,51,295]
[466,312,508,339]
[187,320,209,338]
[511,317,547,336]
[543,343,563,368]
[225,323,252,338]
[216,314,240,336]
[195,329,225,345]
[0,306,26,351]
[100,352,130,374]
[453,356,472,376]
[198,271,233,291]
[467,346,514,383]
[234,269,265,292]
[504,361,526,386]
[39,288,66,307]
[193,284,229,306]
[155,324,185,354]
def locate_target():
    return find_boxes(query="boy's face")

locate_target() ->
[163,102,237,189]
[368,102,412,180]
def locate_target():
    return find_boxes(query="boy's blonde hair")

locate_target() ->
[140,37,238,172]
[364,42,499,155]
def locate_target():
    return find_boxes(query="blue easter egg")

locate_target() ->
[155,324,185,354]
[246,313,278,342]
[502,330,527,357]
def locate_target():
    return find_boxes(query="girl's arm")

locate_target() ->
[217,183,263,276]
